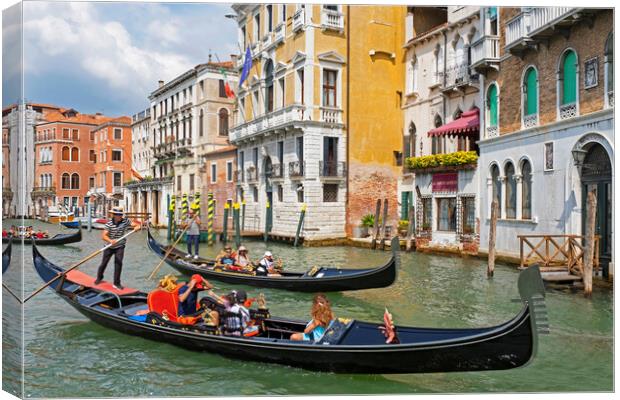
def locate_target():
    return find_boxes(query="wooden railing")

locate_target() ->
[518,234,600,276]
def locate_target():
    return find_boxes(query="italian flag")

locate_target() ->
[220,66,235,99]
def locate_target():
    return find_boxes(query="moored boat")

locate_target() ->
[3,227,82,245]
[2,241,11,274]
[60,220,80,229]
[147,229,398,292]
[32,243,548,374]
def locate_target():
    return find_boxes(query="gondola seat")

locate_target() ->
[147,287,182,323]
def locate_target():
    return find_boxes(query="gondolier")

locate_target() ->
[95,206,140,289]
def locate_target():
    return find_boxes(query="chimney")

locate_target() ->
[95,112,102,116]
[158,80,164,88]
[231,54,238,64]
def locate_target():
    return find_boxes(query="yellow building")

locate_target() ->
[230,4,405,239]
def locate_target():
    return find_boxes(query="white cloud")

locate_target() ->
[21,1,236,112]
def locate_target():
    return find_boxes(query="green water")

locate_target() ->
[2,219,613,397]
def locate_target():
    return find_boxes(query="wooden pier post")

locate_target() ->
[583,190,597,297]
[233,202,241,248]
[371,199,381,250]
[87,201,92,232]
[406,203,415,252]
[168,195,176,241]
[487,200,498,277]
[222,202,229,244]
[380,199,389,250]
[264,200,271,243]
[294,204,306,247]
[241,200,246,232]
[207,193,214,246]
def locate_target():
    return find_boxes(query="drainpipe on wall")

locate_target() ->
[346,5,351,236]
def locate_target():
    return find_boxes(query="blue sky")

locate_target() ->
[4,1,238,116]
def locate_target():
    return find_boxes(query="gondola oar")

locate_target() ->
[2,283,22,303]
[23,229,139,303]
[147,214,198,280]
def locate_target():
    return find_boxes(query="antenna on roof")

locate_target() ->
[208,49,212,63]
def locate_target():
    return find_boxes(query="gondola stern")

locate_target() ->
[517,264,549,360]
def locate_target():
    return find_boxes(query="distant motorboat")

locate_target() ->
[60,221,80,229]
[47,206,74,223]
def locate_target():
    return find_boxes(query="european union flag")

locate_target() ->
[239,46,252,88]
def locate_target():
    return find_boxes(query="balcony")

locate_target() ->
[523,113,539,129]
[31,186,56,197]
[319,161,346,180]
[470,36,500,73]
[505,8,586,57]
[559,102,578,120]
[112,186,123,195]
[124,176,173,190]
[230,104,308,143]
[289,161,305,180]
[486,125,499,138]
[262,32,273,48]
[268,163,284,180]
[274,23,285,44]
[442,64,478,94]
[320,107,343,124]
[246,166,259,184]
[321,8,344,32]
[292,9,305,32]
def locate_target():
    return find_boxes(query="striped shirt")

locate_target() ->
[104,218,132,249]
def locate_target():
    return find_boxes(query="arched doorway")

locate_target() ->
[581,143,612,275]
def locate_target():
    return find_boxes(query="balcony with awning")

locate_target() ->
[428,108,480,138]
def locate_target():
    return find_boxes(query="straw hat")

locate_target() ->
[110,206,125,215]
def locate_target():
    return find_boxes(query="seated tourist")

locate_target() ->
[178,274,217,320]
[256,251,280,276]
[215,245,237,268]
[234,246,252,269]
[222,290,252,336]
[290,294,335,342]
[2,229,7,238]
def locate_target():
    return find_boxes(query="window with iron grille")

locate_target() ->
[461,196,475,234]
[297,184,304,202]
[253,186,258,202]
[114,128,122,140]
[323,184,338,202]
[277,185,283,202]
[219,80,227,98]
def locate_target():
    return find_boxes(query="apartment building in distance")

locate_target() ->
[2,103,66,217]
[400,6,483,252]
[125,60,236,226]
[230,3,405,239]
[476,8,613,275]
[90,117,133,216]
[200,145,237,232]
[32,108,118,216]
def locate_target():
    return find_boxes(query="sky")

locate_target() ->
[3,0,238,116]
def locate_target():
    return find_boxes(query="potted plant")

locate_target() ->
[398,220,409,237]
[358,213,375,238]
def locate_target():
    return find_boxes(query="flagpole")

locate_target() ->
[214,53,247,123]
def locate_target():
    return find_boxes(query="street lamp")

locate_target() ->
[571,147,588,174]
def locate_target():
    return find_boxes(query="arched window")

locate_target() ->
[62,146,70,161]
[559,49,578,119]
[605,33,613,107]
[490,164,501,210]
[486,83,499,137]
[405,122,416,158]
[264,60,274,113]
[412,58,419,93]
[432,115,443,155]
[71,173,80,190]
[71,147,79,161]
[523,67,538,127]
[505,162,516,219]
[199,109,204,137]
[521,160,532,220]
[434,44,443,84]
[219,109,229,136]
[61,173,70,189]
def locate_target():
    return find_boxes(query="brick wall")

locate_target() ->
[498,9,612,135]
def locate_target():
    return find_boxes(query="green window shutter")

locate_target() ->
[562,51,577,105]
[401,191,410,220]
[488,85,498,126]
[525,68,538,116]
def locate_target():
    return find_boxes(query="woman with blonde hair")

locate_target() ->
[290,294,335,342]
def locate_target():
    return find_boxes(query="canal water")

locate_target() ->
[2,219,613,397]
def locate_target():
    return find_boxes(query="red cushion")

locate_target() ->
[147,287,182,322]
[65,270,138,295]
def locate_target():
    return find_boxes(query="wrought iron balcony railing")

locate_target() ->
[319,161,346,178]
[289,161,305,179]
[246,166,259,183]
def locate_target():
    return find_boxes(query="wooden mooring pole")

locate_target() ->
[406,203,415,252]
[371,199,381,250]
[294,204,306,247]
[487,200,498,278]
[380,199,389,251]
[222,202,229,244]
[233,202,241,248]
[583,190,597,297]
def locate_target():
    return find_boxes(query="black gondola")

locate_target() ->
[3,227,82,245]
[2,240,11,274]
[147,229,397,292]
[32,242,548,374]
